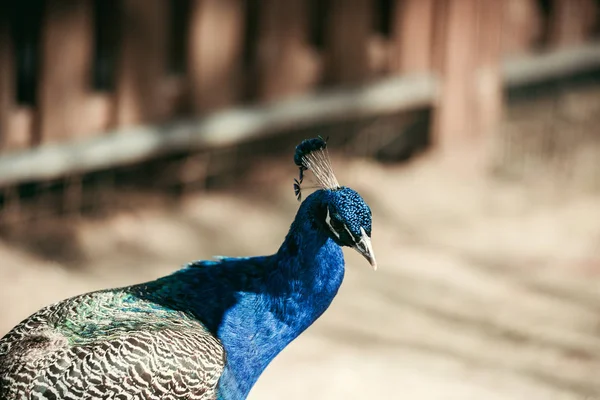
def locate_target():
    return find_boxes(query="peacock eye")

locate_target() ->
[329,215,343,231]
[325,208,344,241]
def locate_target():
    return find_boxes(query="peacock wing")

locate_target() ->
[0,295,226,400]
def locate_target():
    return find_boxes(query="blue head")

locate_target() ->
[319,187,376,269]
[294,138,376,269]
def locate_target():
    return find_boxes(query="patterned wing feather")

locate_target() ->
[0,293,226,400]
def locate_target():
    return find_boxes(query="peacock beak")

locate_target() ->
[354,227,377,271]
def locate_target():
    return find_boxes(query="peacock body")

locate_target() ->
[0,138,376,399]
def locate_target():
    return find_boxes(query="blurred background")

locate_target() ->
[1,0,600,398]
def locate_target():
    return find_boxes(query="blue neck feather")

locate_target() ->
[132,190,345,399]
[217,192,345,398]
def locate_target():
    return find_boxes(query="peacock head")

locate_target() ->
[294,137,376,270]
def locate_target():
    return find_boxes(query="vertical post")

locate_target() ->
[326,0,373,84]
[474,1,504,142]
[0,3,33,152]
[433,0,504,156]
[0,5,12,151]
[433,0,479,151]
[430,0,449,74]
[255,0,321,102]
[548,0,597,47]
[391,0,435,74]
[38,0,95,143]
[115,0,169,126]
[187,0,245,113]
[502,0,543,56]
[6,1,43,151]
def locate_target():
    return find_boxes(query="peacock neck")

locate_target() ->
[217,192,346,399]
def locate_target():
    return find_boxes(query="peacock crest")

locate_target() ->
[293,136,340,201]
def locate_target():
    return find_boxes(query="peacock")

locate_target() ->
[0,137,376,400]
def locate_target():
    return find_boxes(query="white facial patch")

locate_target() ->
[325,208,359,245]
[343,223,358,245]
[357,227,371,251]
[325,208,341,240]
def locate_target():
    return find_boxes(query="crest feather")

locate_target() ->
[293,137,340,200]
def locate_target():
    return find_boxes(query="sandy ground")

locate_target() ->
[0,151,599,399]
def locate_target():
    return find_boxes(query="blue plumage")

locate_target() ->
[327,187,372,237]
[0,138,376,399]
